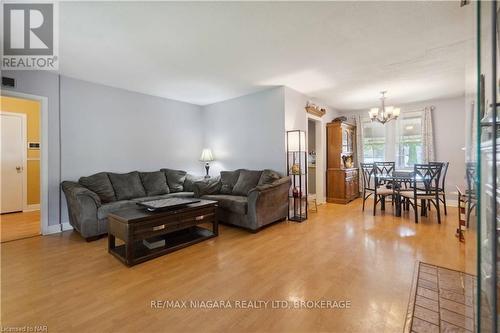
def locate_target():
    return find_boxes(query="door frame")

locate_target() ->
[0,111,27,212]
[306,114,326,204]
[1,91,48,235]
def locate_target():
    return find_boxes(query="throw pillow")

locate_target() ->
[232,170,263,196]
[193,177,221,197]
[108,171,147,200]
[139,171,170,196]
[161,169,187,192]
[258,169,281,185]
[79,172,116,203]
[220,170,241,194]
[183,174,205,192]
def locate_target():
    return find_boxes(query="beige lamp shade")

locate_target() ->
[287,131,306,152]
[200,148,214,162]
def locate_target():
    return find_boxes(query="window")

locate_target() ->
[362,120,385,163]
[397,116,423,168]
[361,111,425,169]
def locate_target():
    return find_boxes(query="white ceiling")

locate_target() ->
[60,1,469,110]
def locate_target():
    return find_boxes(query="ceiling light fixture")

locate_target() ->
[368,91,400,124]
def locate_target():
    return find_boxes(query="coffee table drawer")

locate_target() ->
[133,208,215,238]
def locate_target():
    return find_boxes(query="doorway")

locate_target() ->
[308,119,317,196]
[307,116,325,204]
[0,96,42,242]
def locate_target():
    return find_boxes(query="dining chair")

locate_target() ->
[360,163,375,211]
[400,163,443,224]
[373,161,396,215]
[465,162,477,227]
[374,162,395,183]
[430,161,449,215]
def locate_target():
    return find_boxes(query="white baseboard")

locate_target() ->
[45,222,73,235]
[24,204,40,212]
[445,199,458,208]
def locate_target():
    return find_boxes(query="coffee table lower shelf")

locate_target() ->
[109,226,215,266]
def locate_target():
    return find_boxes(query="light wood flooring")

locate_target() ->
[0,199,476,332]
[0,210,40,243]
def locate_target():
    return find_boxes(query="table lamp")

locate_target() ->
[200,148,214,178]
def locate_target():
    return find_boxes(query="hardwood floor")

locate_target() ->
[0,210,40,243]
[0,199,476,332]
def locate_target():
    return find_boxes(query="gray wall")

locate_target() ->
[59,77,204,223]
[2,72,205,226]
[202,87,286,175]
[60,77,204,177]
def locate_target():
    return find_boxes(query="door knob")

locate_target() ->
[15,166,22,172]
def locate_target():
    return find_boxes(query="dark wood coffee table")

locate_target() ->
[107,199,217,266]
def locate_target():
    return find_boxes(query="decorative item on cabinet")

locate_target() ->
[326,119,359,204]
[286,130,308,222]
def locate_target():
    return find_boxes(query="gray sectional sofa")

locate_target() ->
[61,169,201,241]
[62,168,290,240]
[194,169,291,232]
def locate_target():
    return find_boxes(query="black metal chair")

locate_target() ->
[373,162,396,215]
[465,162,477,227]
[360,163,375,211]
[400,164,443,224]
[430,162,449,215]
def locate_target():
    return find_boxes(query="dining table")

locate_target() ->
[375,171,428,218]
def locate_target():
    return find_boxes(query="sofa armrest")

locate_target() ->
[193,177,221,198]
[61,181,101,207]
[249,176,291,195]
[247,176,291,228]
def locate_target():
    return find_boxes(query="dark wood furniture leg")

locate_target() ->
[213,219,219,236]
[108,234,116,251]
[420,199,427,217]
[125,238,134,266]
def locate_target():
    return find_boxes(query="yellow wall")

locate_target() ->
[1,96,41,205]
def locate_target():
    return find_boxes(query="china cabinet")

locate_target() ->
[326,119,359,204]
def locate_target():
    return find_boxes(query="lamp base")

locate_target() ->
[204,163,210,179]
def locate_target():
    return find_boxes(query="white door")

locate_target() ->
[1,113,25,213]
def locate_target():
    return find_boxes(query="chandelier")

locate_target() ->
[368,91,400,124]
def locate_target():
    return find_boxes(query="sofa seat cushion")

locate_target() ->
[168,192,195,198]
[97,200,137,220]
[201,195,248,215]
[140,171,169,196]
[161,169,187,192]
[109,171,147,200]
[131,192,195,203]
[232,170,262,196]
[79,172,116,203]
[131,194,173,203]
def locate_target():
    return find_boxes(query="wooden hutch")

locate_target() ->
[326,119,359,204]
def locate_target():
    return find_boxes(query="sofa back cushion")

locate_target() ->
[139,171,170,196]
[183,174,204,192]
[232,169,262,196]
[258,169,281,185]
[161,169,187,192]
[79,172,116,203]
[108,171,146,200]
[220,170,241,194]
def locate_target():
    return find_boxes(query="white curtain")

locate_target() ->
[421,106,435,163]
[355,115,364,192]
